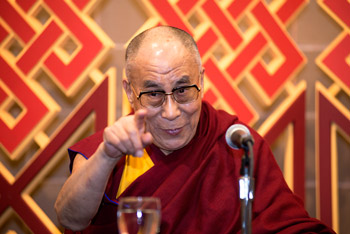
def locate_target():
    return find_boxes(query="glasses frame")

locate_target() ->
[132,84,201,108]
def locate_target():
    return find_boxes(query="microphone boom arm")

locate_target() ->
[225,124,254,234]
[239,140,254,234]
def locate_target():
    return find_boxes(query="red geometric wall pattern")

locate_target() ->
[0,0,349,233]
[0,0,115,233]
[316,0,350,232]
[138,0,307,125]
[135,0,308,203]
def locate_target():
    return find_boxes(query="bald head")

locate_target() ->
[125,26,201,79]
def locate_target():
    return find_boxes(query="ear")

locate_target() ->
[123,79,134,105]
[200,68,205,98]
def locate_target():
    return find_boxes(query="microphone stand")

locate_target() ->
[239,141,254,234]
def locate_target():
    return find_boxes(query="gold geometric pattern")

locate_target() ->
[135,0,307,126]
[0,0,114,232]
[131,0,308,203]
[1,0,348,232]
[315,0,350,232]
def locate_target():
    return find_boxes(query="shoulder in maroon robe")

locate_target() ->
[65,101,335,234]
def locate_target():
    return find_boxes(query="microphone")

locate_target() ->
[226,124,255,234]
[225,124,253,150]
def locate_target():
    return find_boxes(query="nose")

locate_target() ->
[161,95,181,120]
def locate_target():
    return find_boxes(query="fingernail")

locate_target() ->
[135,150,143,157]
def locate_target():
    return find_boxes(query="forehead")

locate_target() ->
[129,40,199,88]
[141,75,192,89]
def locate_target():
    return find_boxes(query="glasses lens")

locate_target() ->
[173,86,199,104]
[139,86,200,107]
[140,92,165,107]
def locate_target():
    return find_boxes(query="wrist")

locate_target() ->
[98,143,122,164]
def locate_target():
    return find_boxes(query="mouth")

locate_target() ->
[163,127,182,136]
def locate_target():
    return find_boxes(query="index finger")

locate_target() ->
[132,109,148,157]
[134,109,148,132]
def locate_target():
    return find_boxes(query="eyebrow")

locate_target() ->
[142,80,161,89]
[175,76,191,85]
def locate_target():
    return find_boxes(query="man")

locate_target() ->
[55,26,334,233]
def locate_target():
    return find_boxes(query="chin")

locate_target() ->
[155,138,190,154]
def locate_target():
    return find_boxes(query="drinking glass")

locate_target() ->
[117,197,161,234]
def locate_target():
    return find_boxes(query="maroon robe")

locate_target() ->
[65,101,334,234]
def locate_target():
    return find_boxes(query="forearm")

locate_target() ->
[55,143,121,231]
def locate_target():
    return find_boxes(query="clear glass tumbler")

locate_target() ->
[117,197,161,234]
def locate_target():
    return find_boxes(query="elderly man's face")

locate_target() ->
[125,38,204,154]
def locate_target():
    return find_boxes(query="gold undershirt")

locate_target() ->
[116,149,154,198]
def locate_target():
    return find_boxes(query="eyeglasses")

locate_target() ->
[132,84,201,108]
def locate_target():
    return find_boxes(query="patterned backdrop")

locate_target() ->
[0,0,349,233]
